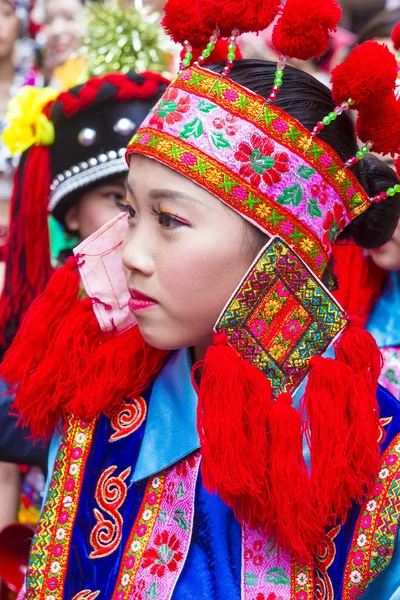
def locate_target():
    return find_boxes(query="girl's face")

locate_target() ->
[370,217,400,272]
[44,0,83,68]
[0,1,19,60]
[121,155,265,351]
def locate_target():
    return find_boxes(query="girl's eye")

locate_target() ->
[151,204,188,229]
[115,199,136,219]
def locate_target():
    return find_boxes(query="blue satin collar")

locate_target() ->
[367,272,400,348]
[133,348,200,482]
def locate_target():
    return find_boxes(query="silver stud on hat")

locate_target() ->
[113,118,136,136]
[78,128,97,147]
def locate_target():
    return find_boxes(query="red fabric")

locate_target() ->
[332,244,387,326]
[357,94,400,156]
[0,261,168,439]
[197,0,281,38]
[331,41,398,109]
[162,0,212,47]
[272,0,341,60]
[0,147,53,350]
[396,156,400,180]
[392,21,400,51]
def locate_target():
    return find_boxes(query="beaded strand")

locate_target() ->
[267,57,287,103]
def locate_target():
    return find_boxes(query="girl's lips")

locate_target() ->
[128,289,157,312]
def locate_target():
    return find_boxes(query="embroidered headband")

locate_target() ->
[127,65,371,276]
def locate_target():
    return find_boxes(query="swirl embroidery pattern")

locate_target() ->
[109,396,147,443]
[72,591,100,600]
[90,465,131,559]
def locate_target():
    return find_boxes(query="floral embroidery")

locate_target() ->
[322,203,346,249]
[149,88,190,131]
[213,113,239,136]
[234,133,289,187]
[142,531,184,577]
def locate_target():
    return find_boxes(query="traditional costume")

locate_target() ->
[2,1,400,599]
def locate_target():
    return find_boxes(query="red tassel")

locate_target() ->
[196,332,272,526]
[197,0,281,38]
[392,22,400,52]
[0,147,53,352]
[162,0,212,47]
[357,95,400,156]
[332,244,387,327]
[331,41,398,110]
[181,39,243,64]
[267,392,322,561]
[1,264,168,439]
[272,0,341,61]
[303,328,381,529]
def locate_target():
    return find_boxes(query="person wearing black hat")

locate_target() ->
[0,72,167,558]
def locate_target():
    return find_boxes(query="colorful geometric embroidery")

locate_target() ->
[242,527,292,600]
[215,237,347,395]
[24,416,96,600]
[291,559,314,600]
[112,453,201,600]
[342,433,400,599]
[89,465,131,559]
[127,65,371,275]
[109,396,147,443]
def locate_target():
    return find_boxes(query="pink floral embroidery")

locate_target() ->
[223,89,239,102]
[280,221,294,236]
[272,119,289,133]
[283,319,301,340]
[181,152,197,166]
[320,154,332,167]
[149,88,190,131]
[311,181,328,205]
[322,203,346,249]
[232,186,248,201]
[142,531,184,577]
[234,133,289,187]
[251,320,266,337]
[213,114,239,136]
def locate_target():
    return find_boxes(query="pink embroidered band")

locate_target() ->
[127,65,371,276]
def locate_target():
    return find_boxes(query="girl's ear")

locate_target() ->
[64,203,80,233]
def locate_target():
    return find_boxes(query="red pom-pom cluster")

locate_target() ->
[357,95,400,156]
[197,0,281,37]
[180,40,243,65]
[392,21,400,51]
[162,0,212,46]
[272,0,342,60]
[331,41,398,109]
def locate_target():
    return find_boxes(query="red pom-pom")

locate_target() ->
[272,0,341,60]
[180,39,243,65]
[331,41,398,110]
[197,0,281,37]
[357,95,400,156]
[162,0,212,46]
[392,21,400,51]
[396,156,400,181]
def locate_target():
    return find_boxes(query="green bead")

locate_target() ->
[228,43,236,51]
[394,184,400,193]
[356,151,364,160]
[185,52,193,60]
[275,69,284,77]
[322,116,331,126]
[227,52,235,60]
[329,111,336,120]
[387,187,396,196]
[274,77,282,86]
[182,58,191,66]
[361,145,369,154]
[202,49,210,57]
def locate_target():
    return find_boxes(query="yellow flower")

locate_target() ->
[2,86,60,155]
[264,299,280,317]
[255,204,271,220]
[298,135,311,151]
[300,238,314,252]
[335,170,347,185]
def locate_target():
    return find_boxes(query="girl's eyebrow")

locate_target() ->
[148,189,197,205]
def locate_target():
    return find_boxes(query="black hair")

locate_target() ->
[358,8,400,44]
[208,59,400,250]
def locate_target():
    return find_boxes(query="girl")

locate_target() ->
[3,1,400,598]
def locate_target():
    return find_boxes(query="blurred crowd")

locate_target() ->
[0,0,398,595]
